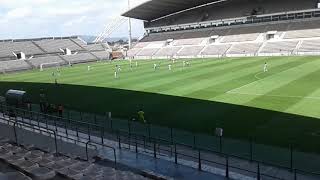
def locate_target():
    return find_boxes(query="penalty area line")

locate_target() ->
[227,72,268,94]
[226,91,320,100]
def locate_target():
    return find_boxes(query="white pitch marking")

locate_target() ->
[227,91,320,100]
[254,72,264,80]
[227,62,310,94]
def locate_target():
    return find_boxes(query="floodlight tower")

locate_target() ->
[128,0,132,49]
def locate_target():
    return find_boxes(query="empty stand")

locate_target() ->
[136,48,160,57]
[177,46,204,56]
[127,48,142,57]
[222,33,260,43]
[0,41,43,58]
[298,39,320,52]
[34,39,82,53]
[173,38,206,46]
[228,43,262,55]
[83,43,106,51]
[62,53,97,64]
[29,56,65,68]
[201,44,232,56]
[154,47,182,57]
[133,42,150,48]
[0,60,31,73]
[284,29,320,39]
[91,51,111,60]
[260,41,299,54]
[0,139,148,180]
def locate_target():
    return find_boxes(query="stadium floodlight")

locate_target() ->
[94,17,127,44]
[94,0,132,49]
[127,0,132,49]
[28,56,34,60]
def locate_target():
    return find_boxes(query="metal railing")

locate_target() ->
[85,141,117,167]
[0,104,319,179]
[0,115,117,166]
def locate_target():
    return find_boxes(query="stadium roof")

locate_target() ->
[122,0,224,21]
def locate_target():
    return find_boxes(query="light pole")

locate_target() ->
[128,0,132,50]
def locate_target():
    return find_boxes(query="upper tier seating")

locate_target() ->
[34,39,82,53]
[0,41,43,57]
[146,0,316,28]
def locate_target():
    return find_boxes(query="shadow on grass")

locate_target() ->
[0,81,320,155]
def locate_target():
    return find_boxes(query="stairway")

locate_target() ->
[57,54,69,65]
[24,60,36,69]
[69,38,100,60]
[31,41,48,54]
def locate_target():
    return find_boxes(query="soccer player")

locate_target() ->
[153,63,157,71]
[114,71,118,79]
[137,109,146,123]
[87,66,91,71]
[168,64,172,71]
[263,62,268,72]
[118,65,122,72]
[172,58,176,64]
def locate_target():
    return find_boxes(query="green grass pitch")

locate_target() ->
[1,56,320,154]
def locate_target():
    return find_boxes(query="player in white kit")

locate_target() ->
[168,64,172,71]
[114,71,118,79]
[263,62,268,72]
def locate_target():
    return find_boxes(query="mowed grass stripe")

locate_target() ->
[214,57,320,106]
[161,57,270,95]
[65,59,220,87]
[229,57,320,95]
[103,58,238,89]
[48,60,158,84]
[132,58,248,91]
[246,66,320,112]
[183,56,304,99]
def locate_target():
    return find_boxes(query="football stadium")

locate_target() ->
[1,0,320,179]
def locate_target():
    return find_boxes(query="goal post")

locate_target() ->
[40,62,61,71]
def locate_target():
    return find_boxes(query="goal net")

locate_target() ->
[40,62,61,71]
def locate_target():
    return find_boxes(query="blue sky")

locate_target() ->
[0,0,148,40]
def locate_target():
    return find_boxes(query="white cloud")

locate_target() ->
[63,16,87,27]
[0,0,149,39]
[6,7,32,19]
